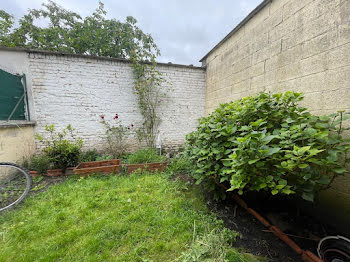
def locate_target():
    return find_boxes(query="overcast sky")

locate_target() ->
[2,0,262,65]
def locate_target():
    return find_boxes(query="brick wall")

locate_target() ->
[27,52,205,151]
[203,0,350,232]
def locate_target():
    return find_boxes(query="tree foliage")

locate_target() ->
[0,10,14,46]
[186,92,350,202]
[0,1,159,61]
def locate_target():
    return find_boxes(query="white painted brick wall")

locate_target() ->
[28,52,206,151]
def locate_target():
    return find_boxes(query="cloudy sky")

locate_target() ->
[2,0,262,65]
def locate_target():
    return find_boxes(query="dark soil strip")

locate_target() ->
[207,197,302,262]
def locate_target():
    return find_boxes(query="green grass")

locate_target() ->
[127,148,166,164]
[0,172,260,262]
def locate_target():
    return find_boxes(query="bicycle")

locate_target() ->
[0,162,32,212]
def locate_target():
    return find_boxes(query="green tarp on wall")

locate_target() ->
[0,69,26,120]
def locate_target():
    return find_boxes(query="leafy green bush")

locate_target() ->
[128,148,166,164]
[36,125,83,171]
[186,92,350,201]
[31,155,52,175]
[20,154,52,175]
[80,149,99,162]
[80,150,114,162]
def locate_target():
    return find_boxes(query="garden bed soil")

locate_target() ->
[207,197,302,261]
[170,173,300,260]
[206,191,342,262]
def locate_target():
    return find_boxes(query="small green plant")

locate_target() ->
[80,149,99,162]
[95,154,113,161]
[31,155,52,175]
[36,124,83,171]
[167,153,193,175]
[121,153,132,163]
[186,92,350,202]
[19,157,32,170]
[127,148,166,164]
[80,150,115,162]
[100,114,134,158]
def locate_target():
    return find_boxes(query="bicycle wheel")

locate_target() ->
[0,162,32,212]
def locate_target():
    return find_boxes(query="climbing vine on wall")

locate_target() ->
[131,54,166,148]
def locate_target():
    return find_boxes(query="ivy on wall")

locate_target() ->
[131,56,166,148]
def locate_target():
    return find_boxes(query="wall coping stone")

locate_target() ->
[0,120,36,129]
[0,47,206,70]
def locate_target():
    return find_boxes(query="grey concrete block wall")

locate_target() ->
[204,0,350,114]
[203,0,350,232]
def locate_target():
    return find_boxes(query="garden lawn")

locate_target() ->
[0,172,258,262]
